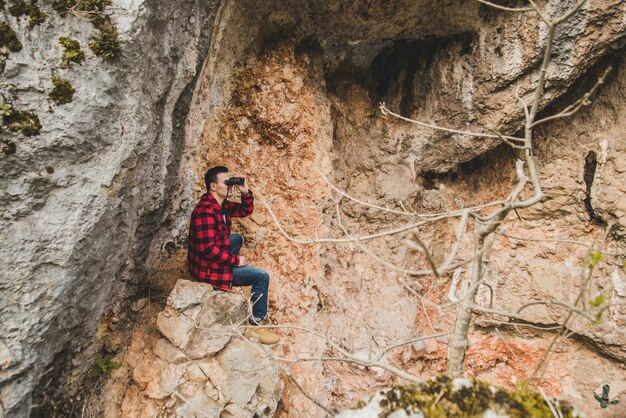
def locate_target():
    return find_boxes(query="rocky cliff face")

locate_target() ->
[0,1,220,416]
[98,280,282,418]
[2,0,626,417]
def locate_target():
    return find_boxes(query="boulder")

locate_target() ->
[107,280,282,417]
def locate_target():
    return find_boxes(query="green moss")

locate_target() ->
[0,21,22,52]
[58,36,85,66]
[49,76,75,105]
[8,1,46,29]
[0,101,41,136]
[88,20,120,59]
[51,0,75,16]
[52,0,111,18]
[0,139,16,156]
[357,376,579,418]
[52,0,120,60]
[76,0,111,13]
[90,354,119,377]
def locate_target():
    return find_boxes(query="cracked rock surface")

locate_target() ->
[100,280,282,418]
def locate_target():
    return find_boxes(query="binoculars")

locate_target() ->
[225,176,245,186]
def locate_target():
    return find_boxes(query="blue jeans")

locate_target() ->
[229,234,269,322]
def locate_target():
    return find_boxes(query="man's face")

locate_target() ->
[211,172,230,198]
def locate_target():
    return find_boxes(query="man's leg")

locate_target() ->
[229,233,243,256]
[232,265,269,323]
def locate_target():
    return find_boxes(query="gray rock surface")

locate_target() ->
[103,280,282,418]
[156,280,248,359]
[0,1,220,416]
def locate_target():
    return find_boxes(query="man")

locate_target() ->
[188,166,279,345]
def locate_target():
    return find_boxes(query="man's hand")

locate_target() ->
[237,256,248,267]
[235,175,249,195]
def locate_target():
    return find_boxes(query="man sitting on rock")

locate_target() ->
[188,165,279,345]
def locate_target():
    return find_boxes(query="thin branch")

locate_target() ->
[527,0,550,25]
[318,168,417,217]
[379,332,452,358]
[284,372,335,416]
[333,198,426,282]
[476,0,533,12]
[494,328,531,376]
[318,168,506,220]
[526,223,613,388]
[448,268,463,304]
[553,0,588,25]
[258,189,433,243]
[539,388,561,418]
[515,84,531,123]
[253,323,424,384]
[516,300,596,322]
[406,233,441,280]
[532,66,612,127]
[380,103,524,142]
[472,303,596,323]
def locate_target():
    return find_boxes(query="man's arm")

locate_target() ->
[224,190,254,218]
[224,177,253,218]
[191,209,240,266]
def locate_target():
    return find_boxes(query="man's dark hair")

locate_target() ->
[205,166,228,191]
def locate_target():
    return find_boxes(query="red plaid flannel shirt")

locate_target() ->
[187,190,254,290]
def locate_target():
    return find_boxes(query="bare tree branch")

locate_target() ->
[532,66,612,127]
[476,0,533,12]
[380,103,525,142]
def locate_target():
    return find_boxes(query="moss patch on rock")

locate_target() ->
[0,139,16,156]
[50,0,74,16]
[51,0,110,16]
[58,36,85,66]
[51,0,121,60]
[49,76,75,105]
[0,21,22,52]
[88,19,120,59]
[8,0,46,29]
[343,375,582,418]
[0,101,41,136]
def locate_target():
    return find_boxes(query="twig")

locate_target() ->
[539,388,561,418]
[476,0,533,12]
[494,328,530,376]
[532,66,612,127]
[380,103,524,142]
[284,371,335,416]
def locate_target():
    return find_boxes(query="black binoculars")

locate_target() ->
[225,176,245,186]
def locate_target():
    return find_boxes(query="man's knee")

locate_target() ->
[258,270,270,284]
[230,233,243,246]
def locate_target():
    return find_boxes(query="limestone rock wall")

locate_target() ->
[0,1,220,416]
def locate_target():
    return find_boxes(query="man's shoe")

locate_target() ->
[244,325,280,345]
